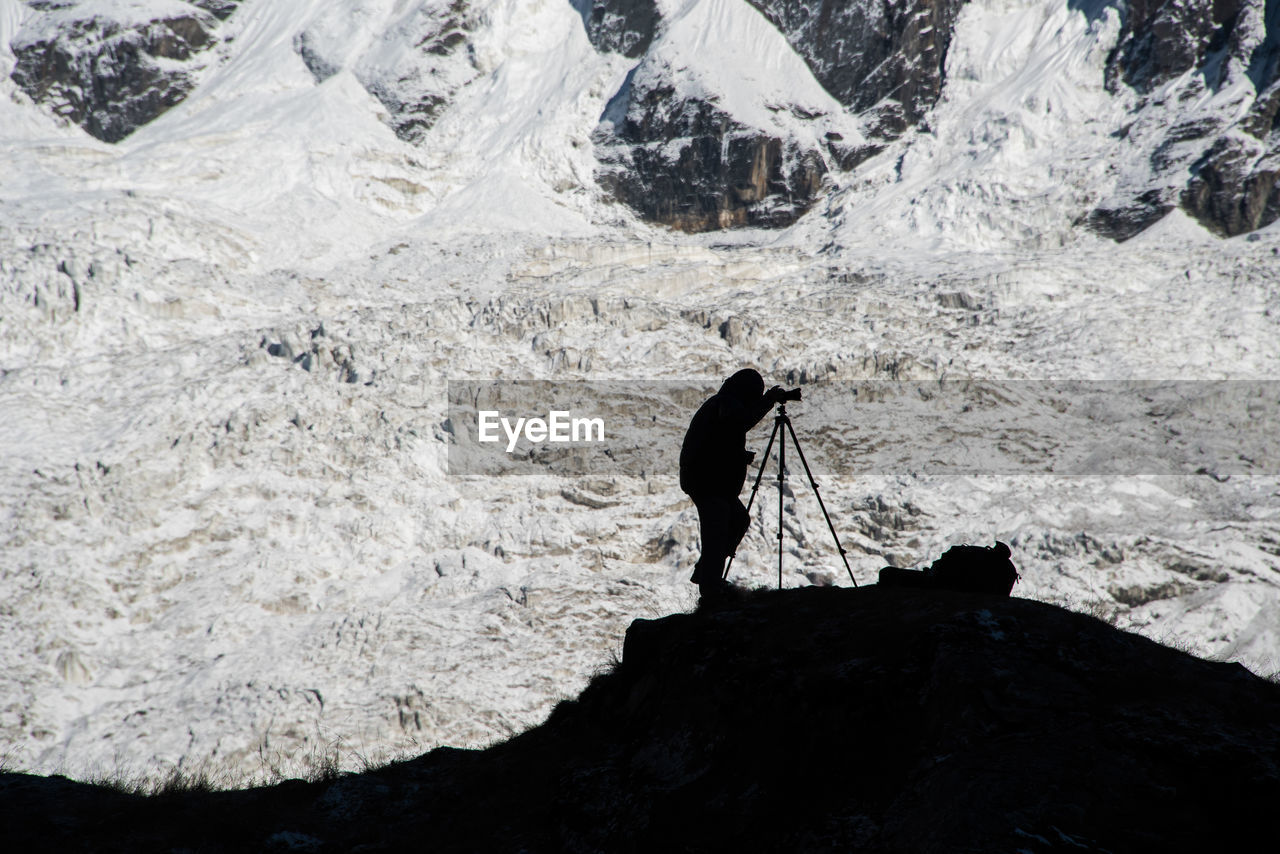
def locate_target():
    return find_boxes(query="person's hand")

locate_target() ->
[766,385,802,403]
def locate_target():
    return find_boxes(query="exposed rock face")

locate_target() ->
[573,0,660,59]
[295,0,478,143]
[189,0,241,20]
[1177,5,1280,238]
[1085,0,1280,239]
[1104,0,1245,93]
[4,587,1279,851]
[588,0,967,232]
[746,0,967,138]
[590,0,1278,238]
[9,3,227,143]
[1082,188,1177,241]
[1181,131,1280,235]
[597,90,827,232]
[590,1,856,233]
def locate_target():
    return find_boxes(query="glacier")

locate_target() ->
[1,0,1278,784]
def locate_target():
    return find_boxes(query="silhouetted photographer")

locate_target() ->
[680,369,797,600]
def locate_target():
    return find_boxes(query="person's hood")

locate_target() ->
[720,369,764,401]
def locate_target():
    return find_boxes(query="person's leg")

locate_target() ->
[690,495,731,585]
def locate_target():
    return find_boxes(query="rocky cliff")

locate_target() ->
[1084,0,1280,238]
[4,586,1278,852]
[587,0,1280,239]
[745,0,967,138]
[9,1,235,143]
[575,0,660,59]
[294,0,480,143]
[7,0,479,146]
[588,0,864,232]
[584,0,967,231]
[595,79,830,231]
[8,0,1278,237]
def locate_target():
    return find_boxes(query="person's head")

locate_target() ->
[719,368,764,401]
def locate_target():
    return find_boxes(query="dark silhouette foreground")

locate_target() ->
[4,585,1279,852]
[879,540,1021,595]
[680,369,789,599]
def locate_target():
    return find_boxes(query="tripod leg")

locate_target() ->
[777,414,786,589]
[722,416,780,580]
[783,417,858,587]
[742,418,778,518]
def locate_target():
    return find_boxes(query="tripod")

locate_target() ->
[724,403,857,588]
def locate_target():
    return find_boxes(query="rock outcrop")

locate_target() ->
[590,0,863,233]
[585,0,1279,238]
[294,0,478,143]
[1181,129,1280,236]
[746,0,967,138]
[574,0,661,59]
[1084,0,1280,239]
[8,2,232,143]
[587,0,967,232]
[4,586,1278,852]
[188,0,240,21]
[1103,0,1245,94]
[597,88,828,232]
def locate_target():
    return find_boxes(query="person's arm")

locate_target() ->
[736,386,787,432]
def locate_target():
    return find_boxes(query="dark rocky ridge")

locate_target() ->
[596,87,828,232]
[354,0,476,143]
[4,586,1278,852]
[584,0,1280,238]
[585,0,833,233]
[294,0,477,144]
[573,0,660,59]
[9,2,236,143]
[587,0,969,231]
[1084,0,1280,239]
[189,0,240,21]
[746,0,967,139]
[1103,0,1245,94]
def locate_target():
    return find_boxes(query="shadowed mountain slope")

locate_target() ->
[3,586,1279,852]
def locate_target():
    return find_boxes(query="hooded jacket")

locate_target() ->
[679,370,774,497]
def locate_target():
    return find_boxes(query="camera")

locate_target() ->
[776,386,802,402]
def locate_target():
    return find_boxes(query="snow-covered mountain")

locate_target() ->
[1,0,1278,783]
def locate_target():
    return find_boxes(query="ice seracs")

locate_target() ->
[0,0,1277,785]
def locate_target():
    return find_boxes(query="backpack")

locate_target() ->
[878,541,1020,596]
[925,541,1020,595]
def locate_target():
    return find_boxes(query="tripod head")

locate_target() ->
[771,387,802,425]
[771,385,802,404]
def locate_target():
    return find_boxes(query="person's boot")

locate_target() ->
[689,559,714,584]
[698,577,733,605]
